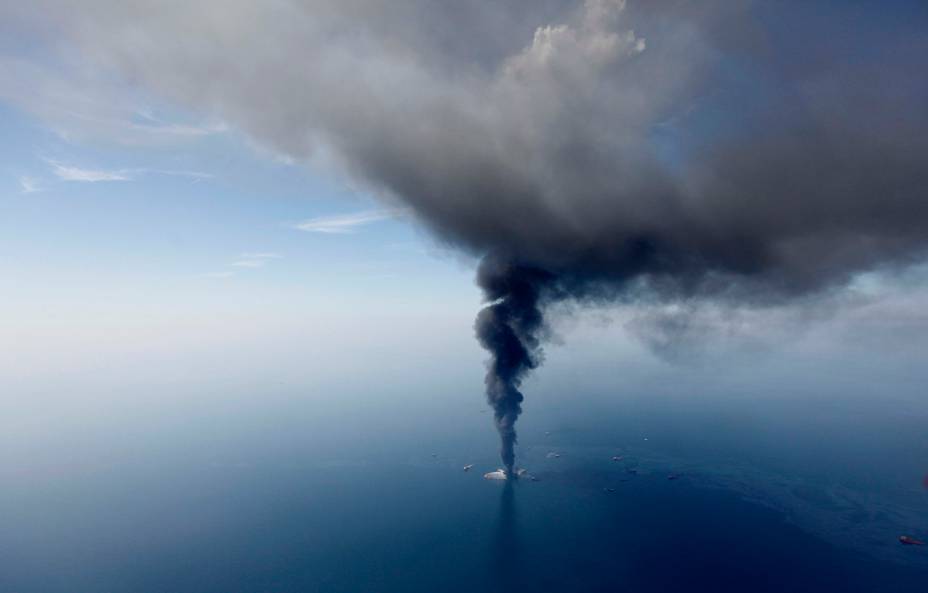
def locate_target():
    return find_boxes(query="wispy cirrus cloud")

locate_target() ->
[294,210,396,234]
[19,176,42,193]
[204,253,280,278]
[230,252,283,269]
[0,57,226,146]
[48,160,131,182]
[151,169,214,181]
[131,108,228,138]
[43,158,212,184]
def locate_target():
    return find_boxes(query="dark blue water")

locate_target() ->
[2,387,927,592]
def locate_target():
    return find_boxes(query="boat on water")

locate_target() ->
[483,468,530,480]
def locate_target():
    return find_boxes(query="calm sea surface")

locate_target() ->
[3,386,927,592]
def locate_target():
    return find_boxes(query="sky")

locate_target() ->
[0,85,491,471]
[0,87,481,389]
[2,0,928,418]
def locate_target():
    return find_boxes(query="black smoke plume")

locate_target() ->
[475,258,551,475]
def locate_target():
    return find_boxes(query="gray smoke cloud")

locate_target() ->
[7,0,928,470]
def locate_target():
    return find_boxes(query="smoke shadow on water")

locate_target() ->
[488,480,521,592]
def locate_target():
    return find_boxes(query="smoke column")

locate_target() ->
[475,258,551,475]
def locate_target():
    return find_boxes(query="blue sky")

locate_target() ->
[0,88,481,395]
[0,100,468,294]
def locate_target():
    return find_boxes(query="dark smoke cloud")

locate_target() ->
[7,0,928,470]
[475,257,551,474]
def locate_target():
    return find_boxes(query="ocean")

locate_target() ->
[2,382,927,592]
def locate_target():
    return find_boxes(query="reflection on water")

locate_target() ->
[490,480,520,592]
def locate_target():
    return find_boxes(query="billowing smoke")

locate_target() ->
[6,0,928,471]
[475,258,550,475]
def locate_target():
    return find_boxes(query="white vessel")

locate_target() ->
[483,468,530,480]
